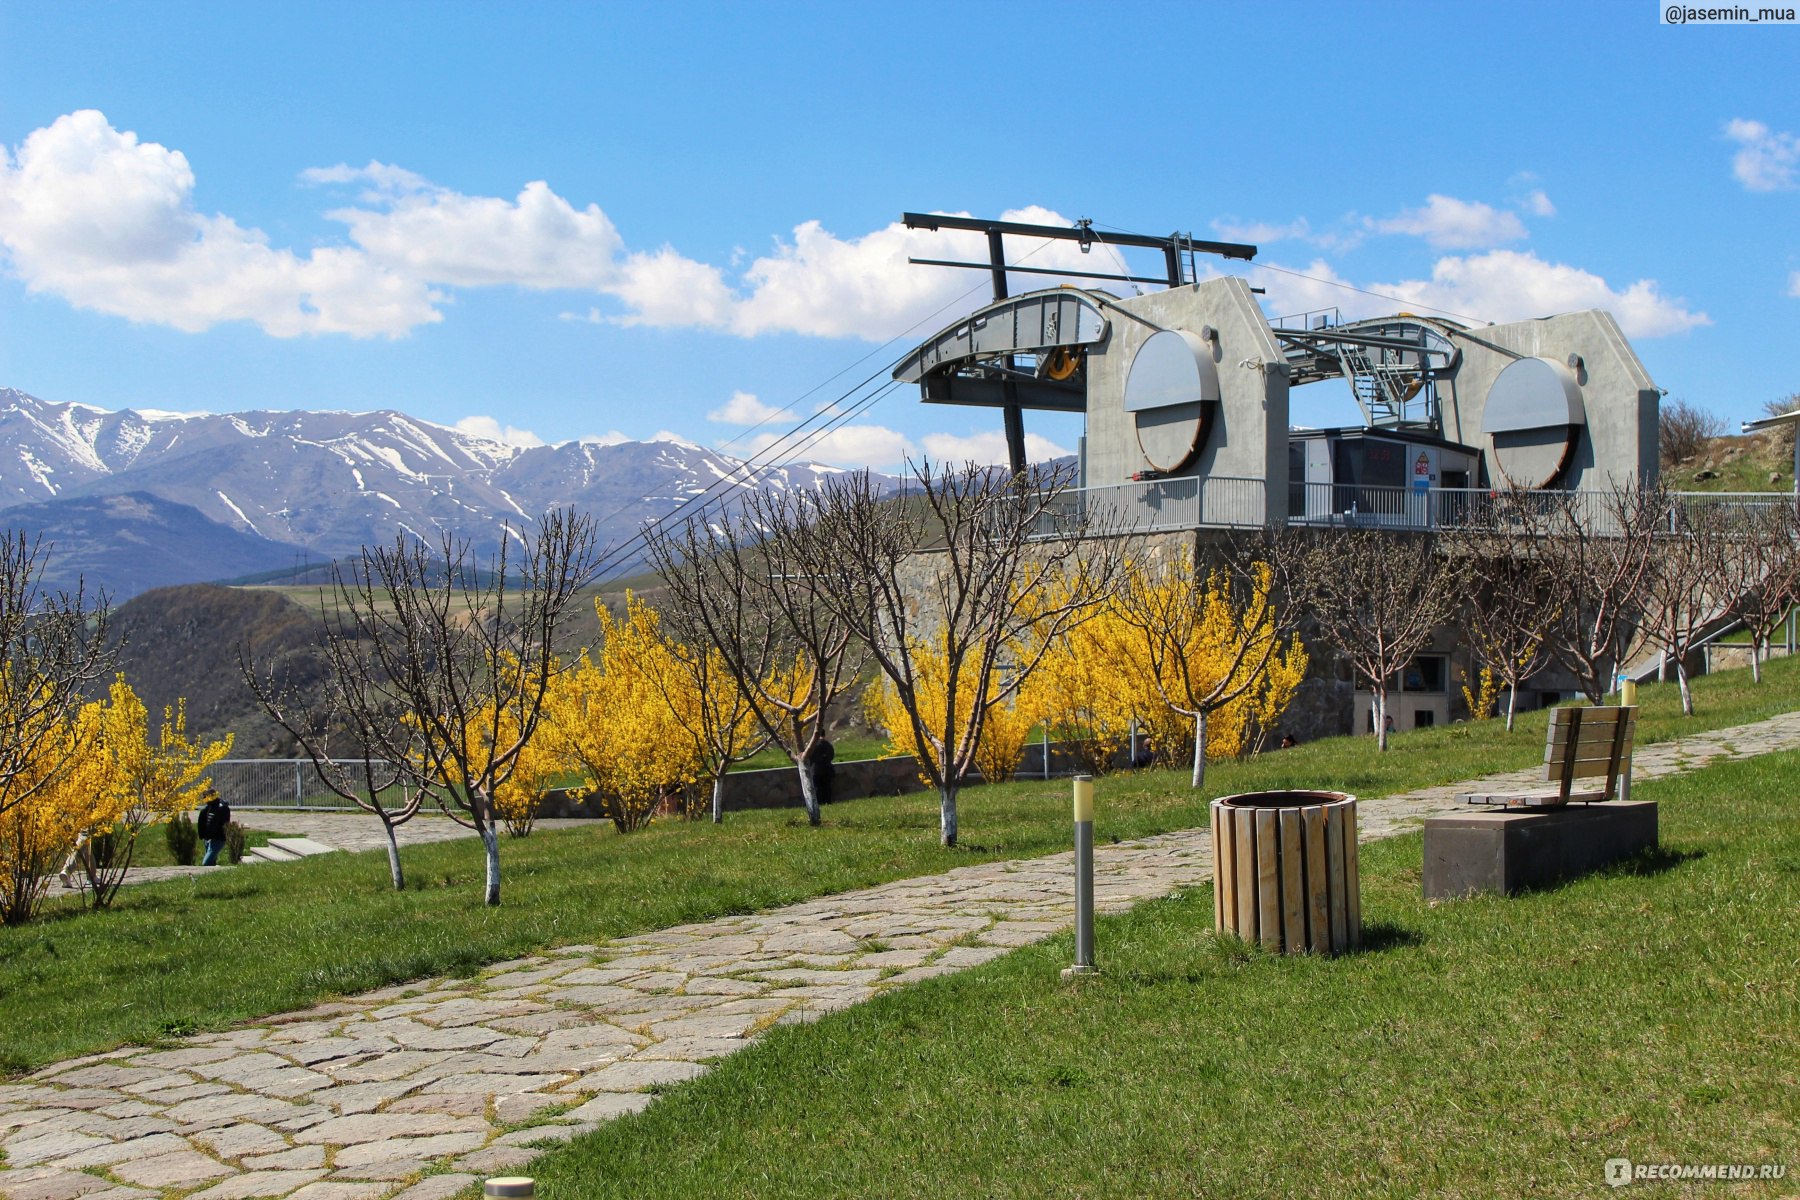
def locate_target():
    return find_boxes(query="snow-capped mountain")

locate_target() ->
[0,387,865,593]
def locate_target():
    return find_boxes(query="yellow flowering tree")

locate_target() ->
[0,698,103,925]
[546,601,703,833]
[865,640,1044,789]
[1112,538,1308,789]
[80,679,232,907]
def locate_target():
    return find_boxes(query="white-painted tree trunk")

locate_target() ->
[939,785,959,847]
[1676,661,1694,716]
[480,824,500,906]
[1505,683,1519,732]
[379,815,404,891]
[1751,639,1764,683]
[1190,710,1208,790]
[1375,690,1390,752]
[711,775,727,824]
[795,762,821,827]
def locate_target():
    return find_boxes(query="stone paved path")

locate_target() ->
[6,713,1800,1200]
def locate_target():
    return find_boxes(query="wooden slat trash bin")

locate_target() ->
[1211,790,1360,955]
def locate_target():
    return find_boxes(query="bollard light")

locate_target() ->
[1062,775,1098,979]
[486,1180,535,1200]
[1618,679,1637,801]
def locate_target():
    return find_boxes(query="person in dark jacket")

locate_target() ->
[196,790,232,866]
[805,737,836,805]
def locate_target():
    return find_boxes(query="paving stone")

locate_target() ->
[331,1132,487,1168]
[0,1169,117,1200]
[494,1125,585,1148]
[564,1092,655,1123]
[239,1147,326,1171]
[634,1036,750,1061]
[108,1150,233,1188]
[315,1080,424,1116]
[186,1170,329,1200]
[418,1072,570,1095]
[385,1175,478,1200]
[191,1123,290,1160]
[384,1093,487,1118]
[0,1131,109,1168]
[569,1059,708,1092]
[51,1133,192,1169]
[295,1113,488,1146]
[167,1094,313,1131]
[448,1147,537,1174]
[327,1160,430,1182]
[490,1092,565,1126]
[286,1184,391,1200]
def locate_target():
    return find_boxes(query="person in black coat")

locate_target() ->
[805,737,836,805]
[196,790,232,866]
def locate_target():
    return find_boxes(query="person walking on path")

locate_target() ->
[196,790,232,866]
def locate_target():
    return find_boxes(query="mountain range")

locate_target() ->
[0,387,859,598]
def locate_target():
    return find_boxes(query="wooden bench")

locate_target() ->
[1459,705,1637,808]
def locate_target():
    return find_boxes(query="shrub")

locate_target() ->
[224,821,247,865]
[165,813,198,866]
[1660,397,1725,467]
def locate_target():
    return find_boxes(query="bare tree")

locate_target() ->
[1660,397,1725,468]
[1533,484,1659,704]
[794,461,1123,847]
[1638,489,1730,715]
[0,532,115,819]
[289,511,597,905]
[1447,521,1556,730]
[1303,528,1464,751]
[1716,501,1800,683]
[242,633,426,890]
[1112,528,1307,788]
[645,493,864,827]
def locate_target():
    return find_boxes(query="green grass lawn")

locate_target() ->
[513,751,1800,1200]
[2,653,1796,1076]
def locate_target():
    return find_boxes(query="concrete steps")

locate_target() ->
[243,837,338,864]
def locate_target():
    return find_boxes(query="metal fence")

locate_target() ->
[208,759,411,812]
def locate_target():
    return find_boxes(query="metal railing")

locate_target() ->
[1038,478,1795,537]
[208,759,410,812]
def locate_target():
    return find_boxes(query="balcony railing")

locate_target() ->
[1032,477,1795,538]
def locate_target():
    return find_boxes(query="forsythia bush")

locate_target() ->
[864,636,1044,788]
[0,676,230,924]
[546,597,703,833]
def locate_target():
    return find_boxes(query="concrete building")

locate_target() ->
[894,240,1670,737]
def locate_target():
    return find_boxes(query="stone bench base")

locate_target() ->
[1422,800,1658,900]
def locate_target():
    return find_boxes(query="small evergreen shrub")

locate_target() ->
[165,813,198,866]
[224,821,247,865]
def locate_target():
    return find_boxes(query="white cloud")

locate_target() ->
[1210,216,1311,244]
[1249,250,1708,338]
[744,423,915,470]
[1725,118,1800,191]
[920,430,1073,466]
[1371,194,1529,250]
[451,415,546,447]
[707,390,784,425]
[1249,259,1384,323]
[0,110,438,337]
[1521,189,1556,217]
[1372,250,1709,337]
[1789,270,1800,298]
[578,431,630,446]
[324,175,625,290]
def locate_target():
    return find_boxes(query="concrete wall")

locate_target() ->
[1084,278,1291,506]
[1437,310,1660,489]
[537,738,1149,820]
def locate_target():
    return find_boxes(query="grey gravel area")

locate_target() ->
[6,712,1799,1200]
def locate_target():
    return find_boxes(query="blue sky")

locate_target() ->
[2,0,1796,469]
